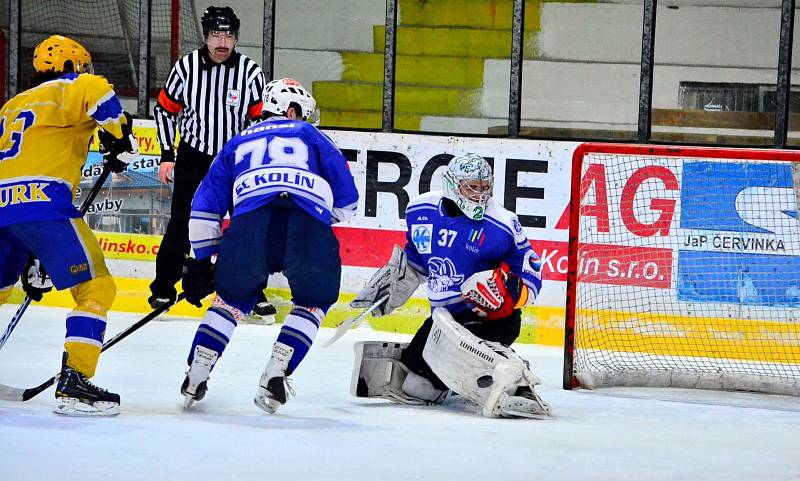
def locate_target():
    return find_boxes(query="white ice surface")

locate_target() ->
[1,304,799,481]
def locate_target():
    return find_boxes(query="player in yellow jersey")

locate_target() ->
[0,35,138,416]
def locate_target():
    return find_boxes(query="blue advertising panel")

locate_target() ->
[678,161,799,307]
[680,161,791,233]
[678,250,800,307]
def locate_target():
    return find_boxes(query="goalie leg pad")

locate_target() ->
[395,371,448,404]
[483,361,551,419]
[351,341,447,405]
[351,341,410,398]
[422,308,551,418]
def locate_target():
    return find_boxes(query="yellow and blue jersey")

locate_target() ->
[0,72,126,227]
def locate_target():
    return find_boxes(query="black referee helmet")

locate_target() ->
[201,6,240,35]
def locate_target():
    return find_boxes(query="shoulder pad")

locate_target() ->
[483,199,525,238]
[75,73,114,91]
[407,191,443,210]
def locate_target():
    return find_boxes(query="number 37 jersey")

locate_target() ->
[189,117,359,259]
[404,191,543,315]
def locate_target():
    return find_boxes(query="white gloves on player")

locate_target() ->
[21,257,53,302]
[351,245,424,317]
[461,264,526,320]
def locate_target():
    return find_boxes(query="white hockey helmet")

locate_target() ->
[442,153,493,221]
[262,77,319,125]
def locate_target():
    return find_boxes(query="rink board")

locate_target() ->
[12,125,798,353]
[5,281,564,345]
[574,308,800,363]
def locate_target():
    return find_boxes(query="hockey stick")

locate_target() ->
[0,292,186,402]
[0,298,32,352]
[323,295,389,347]
[0,167,112,352]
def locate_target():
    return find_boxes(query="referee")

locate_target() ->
[149,6,270,314]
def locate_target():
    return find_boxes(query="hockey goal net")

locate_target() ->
[14,0,201,95]
[563,143,800,396]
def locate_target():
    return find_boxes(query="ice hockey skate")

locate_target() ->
[242,301,277,325]
[482,361,552,419]
[181,345,218,409]
[147,294,175,311]
[254,342,294,413]
[53,354,120,417]
[496,385,552,419]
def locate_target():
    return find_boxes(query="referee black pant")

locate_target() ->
[150,143,213,301]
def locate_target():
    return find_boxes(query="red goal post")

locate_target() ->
[563,143,800,396]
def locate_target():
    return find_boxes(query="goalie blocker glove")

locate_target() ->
[182,257,215,307]
[350,245,423,317]
[460,263,528,321]
[21,256,53,302]
[97,111,139,173]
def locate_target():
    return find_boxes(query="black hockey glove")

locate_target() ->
[98,111,138,173]
[182,257,215,308]
[21,256,53,302]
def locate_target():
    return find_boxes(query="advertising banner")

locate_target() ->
[59,123,799,348]
[324,130,580,307]
[85,122,581,310]
[677,160,800,307]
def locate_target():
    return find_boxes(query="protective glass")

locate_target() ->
[306,107,321,126]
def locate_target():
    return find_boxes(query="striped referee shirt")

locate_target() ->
[154,46,265,157]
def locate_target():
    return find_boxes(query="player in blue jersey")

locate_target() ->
[0,35,138,416]
[179,78,359,412]
[349,153,551,418]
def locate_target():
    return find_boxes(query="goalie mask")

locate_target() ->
[263,78,320,125]
[33,35,93,74]
[443,153,493,221]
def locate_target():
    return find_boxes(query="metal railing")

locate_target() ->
[4,0,798,147]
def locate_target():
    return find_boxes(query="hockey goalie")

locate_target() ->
[349,153,551,419]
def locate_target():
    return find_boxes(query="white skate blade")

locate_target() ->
[253,393,281,414]
[241,314,276,325]
[53,397,120,417]
[183,395,196,410]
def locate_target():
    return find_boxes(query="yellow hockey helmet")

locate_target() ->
[33,35,93,74]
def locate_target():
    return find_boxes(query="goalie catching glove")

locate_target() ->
[97,111,139,173]
[350,245,424,317]
[21,256,53,302]
[461,263,528,320]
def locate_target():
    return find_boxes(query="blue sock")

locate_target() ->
[275,306,324,374]
[188,305,237,366]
